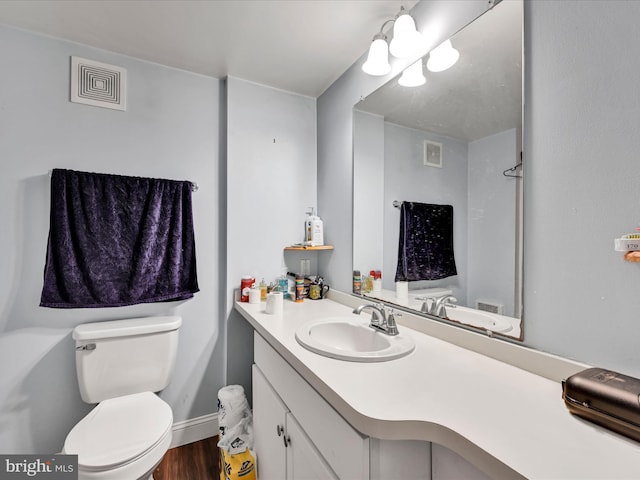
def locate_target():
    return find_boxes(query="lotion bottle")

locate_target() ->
[305,207,324,246]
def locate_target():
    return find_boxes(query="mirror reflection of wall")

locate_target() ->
[353,0,523,339]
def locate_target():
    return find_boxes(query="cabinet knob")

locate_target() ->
[276,425,284,437]
[283,435,291,447]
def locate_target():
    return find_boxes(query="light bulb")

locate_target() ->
[398,59,426,87]
[389,12,423,59]
[426,39,460,72]
[362,34,391,76]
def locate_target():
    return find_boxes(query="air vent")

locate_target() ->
[424,140,443,168]
[70,56,127,111]
[476,300,504,315]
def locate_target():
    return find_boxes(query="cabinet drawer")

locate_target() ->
[254,333,370,480]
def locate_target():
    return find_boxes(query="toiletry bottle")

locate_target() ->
[304,210,312,245]
[240,276,255,302]
[278,276,289,299]
[366,271,375,293]
[373,270,382,292]
[259,278,267,302]
[295,274,305,303]
[311,209,324,246]
[353,270,362,295]
[305,208,324,246]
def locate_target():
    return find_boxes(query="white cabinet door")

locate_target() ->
[252,364,287,480]
[286,413,338,480]
[254,333,370,479]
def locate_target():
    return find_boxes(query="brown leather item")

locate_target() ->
[562,368,640,442]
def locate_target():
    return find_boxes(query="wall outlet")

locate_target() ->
[300,259,311,276]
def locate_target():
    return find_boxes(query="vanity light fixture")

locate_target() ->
[362,32,392,76]
[389,7,423,59]
[426,39,460,72]
[398,59,426,87]
[362,6,423,76]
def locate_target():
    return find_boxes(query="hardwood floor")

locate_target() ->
[154,436,219,480]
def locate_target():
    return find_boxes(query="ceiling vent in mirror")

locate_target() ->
[70,56,127,111]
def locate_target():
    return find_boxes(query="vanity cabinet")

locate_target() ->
[253,332,439,480]
[253,333,369,479]
[253,365,338,480]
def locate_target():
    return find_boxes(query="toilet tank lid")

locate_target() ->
[73,316,182,341]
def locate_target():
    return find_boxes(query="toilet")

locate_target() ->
[62,316,182,480]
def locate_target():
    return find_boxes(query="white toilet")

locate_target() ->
[62,316,182,480]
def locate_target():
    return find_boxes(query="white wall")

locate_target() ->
[0,25,224,453]
[225,77,317,394]
[467,129,517,316]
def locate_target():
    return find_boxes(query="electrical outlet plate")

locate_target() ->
[301,259,311,275]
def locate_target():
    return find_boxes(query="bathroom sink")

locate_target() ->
[295,317,415,362]
[447,308,512,333]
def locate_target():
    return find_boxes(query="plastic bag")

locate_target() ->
[217,385,256,480]
[219,448,257,480]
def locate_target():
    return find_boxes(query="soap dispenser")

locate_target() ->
[304,208,324,246]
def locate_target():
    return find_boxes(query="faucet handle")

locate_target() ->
[385,309,400,336]
[420,298,433,313]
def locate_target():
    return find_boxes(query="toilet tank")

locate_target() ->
[73,316,182,403]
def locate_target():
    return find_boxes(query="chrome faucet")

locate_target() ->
[353,303,400,336]
[430,295,457,318]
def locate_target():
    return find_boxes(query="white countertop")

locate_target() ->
[235,294,640,479]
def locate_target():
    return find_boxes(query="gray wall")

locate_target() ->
[225,77,317,396]
[0,25,224,453]
[467,129,517,316]
[320,0,640,377]
[353,110,385,275]
[523,0,640,373]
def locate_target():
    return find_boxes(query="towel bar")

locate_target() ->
[48,169,199,192]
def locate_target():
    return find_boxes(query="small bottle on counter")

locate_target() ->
[259,278,267,302]
[353,270,362,295]
[295,274,305,303]
[240,275,255,302]
[365,271,375,293]
[373,270,382,292]
[278,276,289,299]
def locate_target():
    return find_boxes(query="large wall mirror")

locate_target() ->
[353,0,523,340]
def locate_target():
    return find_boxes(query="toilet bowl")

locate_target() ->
[63,316,182,480]
[63,392,173,480]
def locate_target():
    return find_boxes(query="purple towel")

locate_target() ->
[395,201,457,282]
[40,169,199,308]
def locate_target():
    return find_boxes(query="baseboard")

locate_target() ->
[171,413,219,448]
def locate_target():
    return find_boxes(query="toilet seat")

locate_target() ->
[64,391,173,473]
